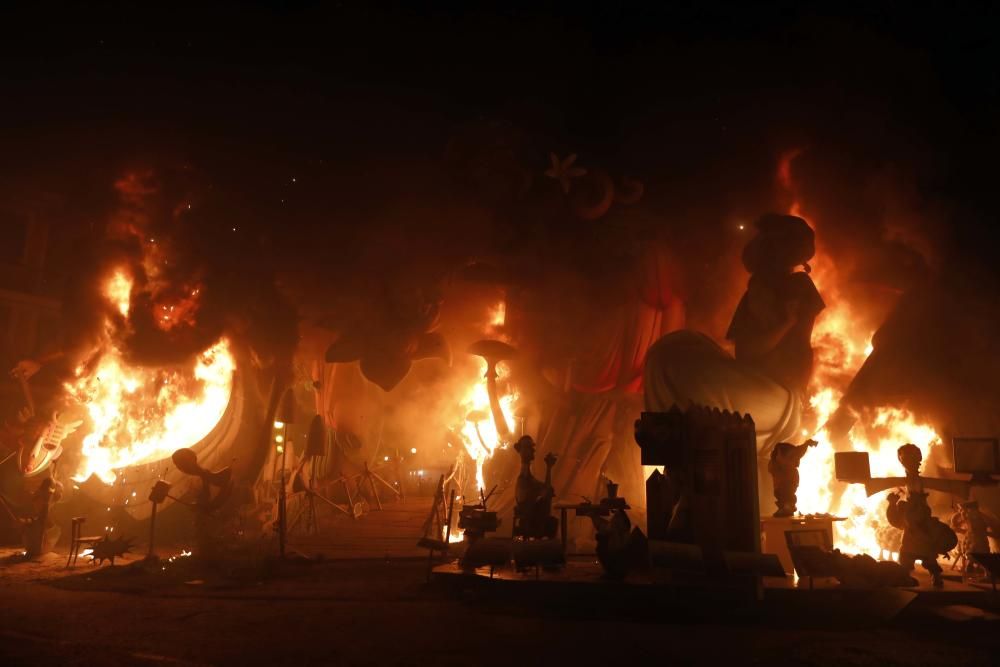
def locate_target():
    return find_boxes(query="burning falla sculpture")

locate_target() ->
[467,339,517,445]
[512,436,558,540]
[323,287,451,392]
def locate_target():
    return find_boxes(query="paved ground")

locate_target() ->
[0,497,998,666]
[3,551,999,666]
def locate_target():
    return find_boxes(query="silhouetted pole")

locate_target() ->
[276,389,296,559]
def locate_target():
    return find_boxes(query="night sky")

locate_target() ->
[1,2,997,287]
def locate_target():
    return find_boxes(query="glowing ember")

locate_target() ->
[67,270,236,485]
[155,286,202,331]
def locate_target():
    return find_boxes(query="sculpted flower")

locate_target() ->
[544,152,587,194]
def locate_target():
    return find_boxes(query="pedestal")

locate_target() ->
[761,516,842,575]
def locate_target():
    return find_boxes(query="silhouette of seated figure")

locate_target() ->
[512,436,558,540]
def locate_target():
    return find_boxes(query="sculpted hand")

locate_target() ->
[10,359,41,380]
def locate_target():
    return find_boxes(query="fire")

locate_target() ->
[457,358,516,491]
[779,153,942,558]
[442,521,465,544]
[67,270,236,485]
[155,285,202,331]
[105,269,132,317]
[797,399,940,558]
[488,300,506,328]
[447,300,517,494]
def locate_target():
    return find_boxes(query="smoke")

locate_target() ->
[57,164,297,380]
[779,142,1000,441]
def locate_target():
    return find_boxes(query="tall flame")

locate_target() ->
[105,269,132,318]
[779,153,941,558]
[67,270,236,485]
[457,358,516,492]
[451,300,517,493]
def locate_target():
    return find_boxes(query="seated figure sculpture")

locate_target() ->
[643,214,825,512]
[512,436,558,540]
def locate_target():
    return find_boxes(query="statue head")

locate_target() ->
[742,213,815,275]
[514,435,536,463]
[897,443,923,475]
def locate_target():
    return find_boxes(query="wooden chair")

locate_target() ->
[65,517,104,568]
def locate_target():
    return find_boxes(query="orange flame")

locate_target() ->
[105,269,132,318]
[778,151,940,558]
[457,357,516,492]
[67,270,236,485]
[451,300,517,493]
[154,285,202,331]
[488,300,506,328]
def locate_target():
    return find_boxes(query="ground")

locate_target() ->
[1,498,998,666]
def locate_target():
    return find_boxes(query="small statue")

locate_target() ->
[583,479,646,580]
[885,444,957,587]
[950,500,997,576]
[768,439,817,517]
[512,436,558,539]
[592,506,635,579]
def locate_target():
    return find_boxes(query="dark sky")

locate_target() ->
[3,4,995,152]
[1,2,997,266]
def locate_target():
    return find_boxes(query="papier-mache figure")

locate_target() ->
[884,444,957,587]
[18,412,82,477]
[512,436,558,540]
[768,438,817,517]
[643,214,825,512]
[950,500,998,575]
